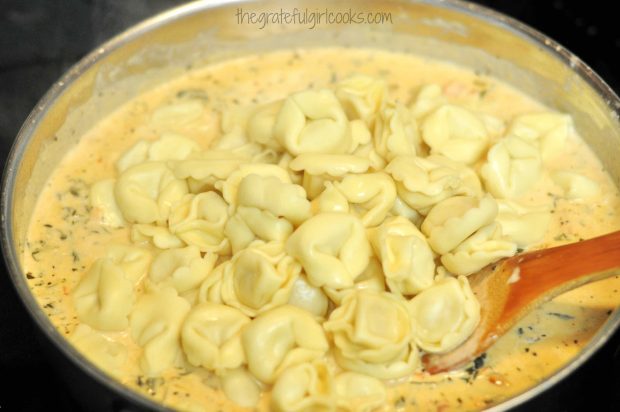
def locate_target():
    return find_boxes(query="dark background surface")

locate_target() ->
[1,0,619,410]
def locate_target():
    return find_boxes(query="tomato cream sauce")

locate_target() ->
[22,48,620,411]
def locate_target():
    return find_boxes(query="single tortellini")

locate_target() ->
[551,170,600,200]
[69,324,128,378]
[369,216,435,295]
[218,163,291,210]
[323,257,386,305]
[390,196,423,226]
[496,200,551,246]
[104,244,152,284]
[168,192,230,254]
[386,155,482,214]
[246,100,285,150]
[241,305,329,383]
[220,368,263,408]
[286,213,371,290]
[507,112,572,161]
[289,154,370,199]
[334,372,387,412]
[421,104,490,164]
[274,89,350,155]
[131,224,184,249]
[90,179,125,227]
[331,172,397,227]
[150,99,205,132]
[115,161,188,224]
[237,174,311,225]
[116,134,201,172]
[421,194,498,255]
[215,242,302,317]
[271,361,334,412]
[288,275,330,318]
[173,150,249,193]
[130,285,191,376]
[408,276,480,353]
[409,84,445,119]
[440,223,517,276]
[149,246,217,294]
[335,74,386,128]
[311,182,350,215]
[225,206,294,254]
[324,290,419,379]
[181,302,250,372]
[480,136,542,199]
[72,258,134,331]
[373,102,422,161]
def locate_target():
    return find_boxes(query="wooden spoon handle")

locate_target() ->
[498,230,620,327]
[423,230,620,374]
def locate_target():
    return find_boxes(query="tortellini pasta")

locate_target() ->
[335,74,386,127]
[241,305,329,383]
[225,206,294,254]
[77,72,579,409]
[334,372,387,412]
[69,324,128,378]
[72,258,134,331]
[496,200,551,246]
[181,302,250,372]
[480,136,542,199]
[329,172,397,227]
[421,104,490,164]
[271,362,387,412]
[274,89,350,155]
[324,290,419,379]
[168,192,230,254]
[90,179,125,227]
[131,223,184,249]
[507,112,572,161]
[104,244,152,284]
[288,275,330,318]
[130,285,191,376]
[203,242,302,317]
[289,153,370,199]
[271,361,334,412]
[115,161,188,224]
[286,213,371,289]
[421,194,498,255]
[369,216,435,295]
[440,223,517,276]
[149,246,217,294]
[322,257,386,305]
[408,276,480,353]
[116,133,201,172]
[236,174,311,225]
[386,155,482,214]
[552,170,600,200]
[373,102,422,160]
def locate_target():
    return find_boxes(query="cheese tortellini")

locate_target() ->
[408,276,480,353]
[242,305,329,383]
[324,290,419,379]
[274,89,350,155]
[286,213,371,289]
[181,302,250,372]
[369,216,435,295]
[421,104,490,164]
[75,72,577,409]
[130,285,191,376]
[72,258,135,331]
[422,194,498,255]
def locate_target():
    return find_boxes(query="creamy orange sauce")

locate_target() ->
[22,48,620,411]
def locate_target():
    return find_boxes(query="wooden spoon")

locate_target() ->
[422,230,620,374]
